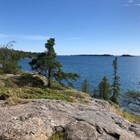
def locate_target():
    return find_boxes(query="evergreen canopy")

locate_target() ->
[29,38,79,87]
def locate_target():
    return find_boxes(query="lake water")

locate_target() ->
[19,56,140,93]
[19,56,140,114]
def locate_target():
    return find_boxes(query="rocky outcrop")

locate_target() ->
[0,99,140,140]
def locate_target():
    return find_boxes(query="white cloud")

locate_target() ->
[128,0,134,3]
[123,0,134,7]
[134,3,140,6]
[124,1,140,7]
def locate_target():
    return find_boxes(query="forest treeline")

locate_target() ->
[0,46,38,61]
[0,41,38,74]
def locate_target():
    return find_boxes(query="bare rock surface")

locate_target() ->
[0,99,140,140]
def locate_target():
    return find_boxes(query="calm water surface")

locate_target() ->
[19,56,140,114]
[19,56,140,93]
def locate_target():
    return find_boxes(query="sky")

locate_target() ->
[0,0,140,55]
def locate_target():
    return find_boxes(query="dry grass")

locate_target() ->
[109,101,140,124]
[5,96,32,105]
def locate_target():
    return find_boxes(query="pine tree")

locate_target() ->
[29,38,79,88]
[29,38,62,87]
[98,76,111,100]
[111,57,120,104]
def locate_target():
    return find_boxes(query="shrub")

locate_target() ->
[17,73,45,87]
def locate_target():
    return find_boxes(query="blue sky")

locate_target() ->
[0,0,140,55]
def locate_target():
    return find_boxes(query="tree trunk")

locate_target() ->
[48,68,51,88]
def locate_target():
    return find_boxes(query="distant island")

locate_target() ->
[121,54,134,57]
[71,54,135,57]
[74,54,114,56]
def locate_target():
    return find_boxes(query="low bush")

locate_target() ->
[17,73,45,87]
[48,131,65,140]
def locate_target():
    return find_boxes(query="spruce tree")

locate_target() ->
[111,57,120,104]
[98,76,111,100]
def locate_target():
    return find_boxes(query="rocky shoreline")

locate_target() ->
[0,99,140,140]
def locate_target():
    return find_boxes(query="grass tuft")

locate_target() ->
[0,73,88,104]
[5,96,32,105]
[48,131,65,140]
[109,101,140,124]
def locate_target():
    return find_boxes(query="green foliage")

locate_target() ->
[4,78,18,87]
[0,45,37,61]
[56,70,80,87]
[0,41,21,74]
[120,110,140,124]
[124,90,140,114]
[0,61,21,74]
[0,74,87,104]
[98,76,112,100]
[0,41,39,74]
[0,73,45,88]
[81,79,90,94]
[111,57,120,104]
[29,38,79,88]
[90,88,99,98]
[18,73,45,87]
[29,38,62,87]
[48,131,65,140]
[125,90,140,101]
[0,86,87,103]
[0,92,10,100]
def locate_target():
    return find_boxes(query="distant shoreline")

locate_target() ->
[75,54,114,56]
[58,54,139,57]
[121,54,134,57]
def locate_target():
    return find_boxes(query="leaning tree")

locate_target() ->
[29,38,79,88]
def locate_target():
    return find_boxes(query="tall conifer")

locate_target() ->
[111,57,120,104]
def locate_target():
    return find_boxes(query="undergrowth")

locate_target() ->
[0,73,139,125]
[0,73,87,104]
